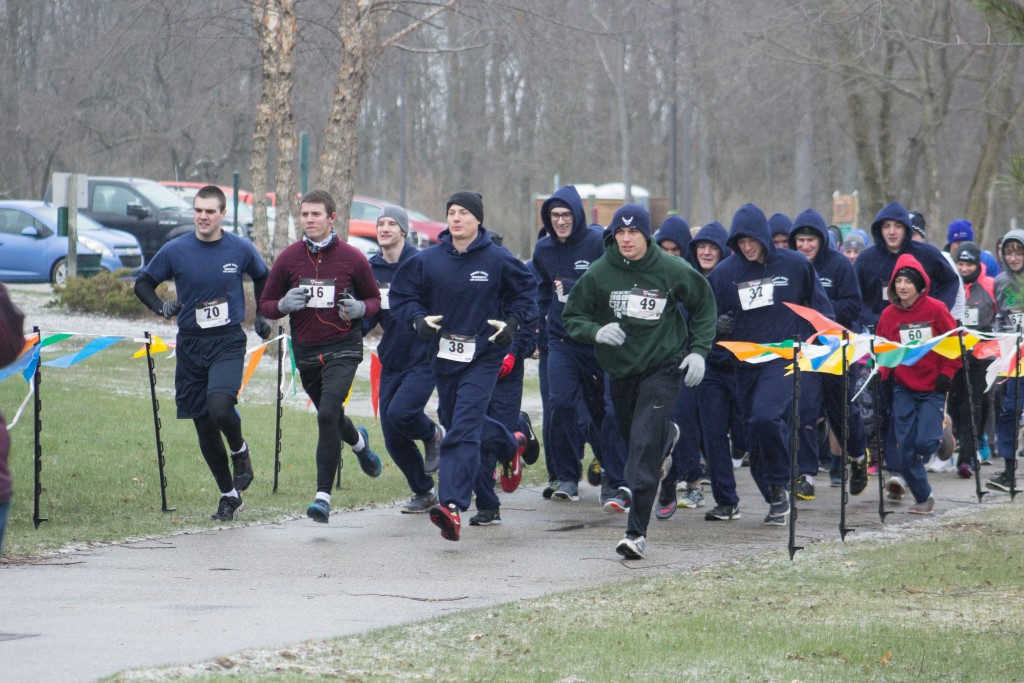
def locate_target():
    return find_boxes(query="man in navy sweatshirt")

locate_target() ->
[708,203,835,526]
[788,209,869,499]
[389,191,537,542]
[531,185,610,503]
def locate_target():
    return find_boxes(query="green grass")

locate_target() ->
[0,336,548,558]
[110,505,1024,682]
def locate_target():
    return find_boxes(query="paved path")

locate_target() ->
[2,466,1001,682]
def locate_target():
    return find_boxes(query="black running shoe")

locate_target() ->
[987,469,1017,492]
[586,457,602,486]
[469,508,502,526]
[211,495,243,521]
[849,458,869,496]
[519,411,540,465]
[231,445,254,492]
[704,504,741,521]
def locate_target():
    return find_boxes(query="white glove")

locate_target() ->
[679,353,705,387]
[594,322,626,346]
[424,315,443,329]
[487,319,507,342]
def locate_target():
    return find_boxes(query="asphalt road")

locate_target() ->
[1,462,1005,682]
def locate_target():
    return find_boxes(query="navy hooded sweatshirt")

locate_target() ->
[789,208,862,330]
[364,243,429,371]
[853,201,959,327]
[708,203,835,347]
[655,216,692,255]
[687,221,729,272]
[389,225,538,376]
[532,185,606,341]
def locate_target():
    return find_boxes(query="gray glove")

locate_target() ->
[595,322,626,346]
[339,292,366,320]
[158,300,182,319]
[716,312,735,336]
[278,287,309,314]
[679,353,706,387]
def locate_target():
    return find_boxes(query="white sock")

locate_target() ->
[224,489,239,499]
[231,441,247,456]
[315,492,331,504]
[803,475,815,487]
[852,456,866,463]
[353,432,366,452]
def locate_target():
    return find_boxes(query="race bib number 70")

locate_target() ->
[195,297,229,328]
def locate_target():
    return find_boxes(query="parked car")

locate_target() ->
[45,176,194,264]
[349,196,445,247]
[0,200,144,285]
[159,181,254,238]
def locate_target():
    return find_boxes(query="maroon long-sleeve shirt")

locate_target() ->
[258,238,381,351]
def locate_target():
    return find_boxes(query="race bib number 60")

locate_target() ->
[899,322,933,345]
[195,297,229,328]
[739,278,774,310]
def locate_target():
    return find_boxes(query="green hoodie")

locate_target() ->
[562,233,716,379]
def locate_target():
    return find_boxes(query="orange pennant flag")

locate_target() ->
[370,352,381,419]
[21,332,40,356]
[783,302,848,335]
[238,344,268,397]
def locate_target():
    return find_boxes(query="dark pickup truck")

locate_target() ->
[46,176,195,264]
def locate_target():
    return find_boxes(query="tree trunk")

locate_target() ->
[250,102,273,258]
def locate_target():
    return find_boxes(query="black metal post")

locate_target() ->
[788,336,803,561]
[32,326,46,529]
[145,331,174,513]
[273,326,284,492]
[957,329,987,504]
[869,329,893,524]
[840,330,855,540]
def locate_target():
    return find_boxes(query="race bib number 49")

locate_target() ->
[626,288,667,320]
[899,322,933,345]
[739,278,774,310]
[195,298,229,328]
[437,333,476,362]
[300,278,336,309]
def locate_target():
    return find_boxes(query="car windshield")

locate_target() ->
[133,180,191,211]
[408,209,435,222]
[32,206,109,232]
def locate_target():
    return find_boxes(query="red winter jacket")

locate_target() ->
[876,253,961,392]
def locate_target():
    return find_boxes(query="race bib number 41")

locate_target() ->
[899,322,933,345]
[739,278,774,310]
[626,288,667,320]
[437,333,476,362]
[195,297,228,328]
[300,278,336,309]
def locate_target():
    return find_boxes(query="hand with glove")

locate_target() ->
[278,287,310,314]
[935,374,952,394]
[157,300,183,319]
[595,322,626,346]
[487,317,520,347]
[338,291,366,320]
[716,312,735,336]
[414,315,443,341]
[254,315,272,340]
[498,353,516,379]
[679,353,706,387]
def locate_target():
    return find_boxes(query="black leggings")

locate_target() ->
[298,355,361,494]
[193,392,245,494]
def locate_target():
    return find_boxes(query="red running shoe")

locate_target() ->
[429,503,461,541]
[500,433,526,493]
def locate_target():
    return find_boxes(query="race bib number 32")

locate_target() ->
[437,333,476,363]
[739,278,774,310]
[626,288,667,320]
[195,298,229,328]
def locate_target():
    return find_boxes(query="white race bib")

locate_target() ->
[379,285,390,310]
[300,278,336,309]
[739,278,774,310]
[963,307,979,327]
[195,298,228,328]
[626,288,667,320]
[1010,312,1024,329]
[899,322,933,345]
[554,279,568,304]
[437,333,475,362]
[882,285,889,301]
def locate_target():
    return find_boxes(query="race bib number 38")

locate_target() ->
[899,322,933,345]
[739,278,774,310]
[626,288,667,320]
[437,333,476,362]
[195,297,228,328]
[300,278,336,309]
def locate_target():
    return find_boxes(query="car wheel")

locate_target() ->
[51,258,67,286]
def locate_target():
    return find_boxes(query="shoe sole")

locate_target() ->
[705,511,741,521]
[469,517,501,526]
[603,501,628,513]
[428,507,461,541]
[678,498,704,509]
[615,541,643,560]
[500,455,522,493]
[306,505,329,523]
[795,492,815,501]
[211,501,244,521]
[908,507,934,515]
[985,482,1012,492]
[763,514,787,526]
[551,492,579,502]
[655,504,677,520]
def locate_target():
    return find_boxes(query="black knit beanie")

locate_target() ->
[894,266,925,293]
[446,191,484,224]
